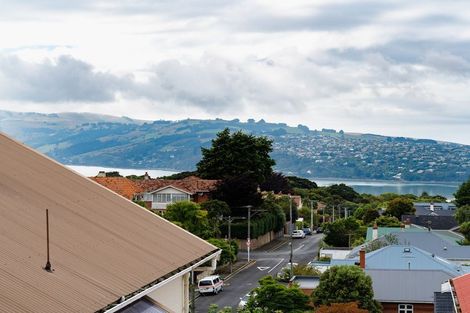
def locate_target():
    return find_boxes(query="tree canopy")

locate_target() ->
[323,217,362,247]
[312,266,381,313]
[386,197,415,219]
[164,201,213,239]
[245,276,310,313]
[455,178,470,207]
[197,128,275,184]
[455,205,470,225]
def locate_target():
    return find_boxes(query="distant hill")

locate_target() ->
[1,110,469,182]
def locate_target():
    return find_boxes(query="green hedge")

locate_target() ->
[220,209,285,239]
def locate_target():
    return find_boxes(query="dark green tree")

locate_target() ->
[362,208,380,224]
[455,178,470,207]
[213,173,262,208]
[386,197,415,219]
[374,215,401,227]
[325,184,360,202]
[455,205,470,225]
[245,276,310,313]
[312,265,381,313]
[260,172,292,194]
[206,238,237,265]
[323,217,361,247]
[197,128,275,184]
[287,175,318,189]
[200,200,230,236]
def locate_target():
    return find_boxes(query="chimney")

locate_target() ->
[144,172,150,180]
[97,171,106,177]
[372,223,378,240]
[430,202,435,212]
[359,248,366,269]
[400,223,405,231]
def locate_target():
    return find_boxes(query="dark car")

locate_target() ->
[316,227,323,233]
[302,227,312,235]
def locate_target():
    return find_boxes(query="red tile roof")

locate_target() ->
[452,273,470,313]
[91,176,219,199]
[91,177,143,200]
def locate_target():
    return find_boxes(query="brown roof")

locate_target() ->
[90,177,143,200]
[134,177,219,195]
[0,133,216,313]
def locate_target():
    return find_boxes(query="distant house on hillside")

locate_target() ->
[92,175,219,212]
[0,133,221,313]
[401,202,458,230]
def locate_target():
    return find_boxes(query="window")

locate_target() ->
[398,304,413,313]
[154,193,189,203]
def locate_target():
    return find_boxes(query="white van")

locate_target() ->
[198,275,224,295]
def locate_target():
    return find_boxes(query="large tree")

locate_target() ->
[386,197,415,219]
[245,276,310,313]
[164,201,213,239]
[312,266,381,313]
[197,128,275,184]
[455,178,470,207]
[323,217,361,247]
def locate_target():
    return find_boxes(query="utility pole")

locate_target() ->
[332,205,335,222]
[228,216,232,273]
[310,200,314,232]
[289,195,293,279]
[247,206,251,263]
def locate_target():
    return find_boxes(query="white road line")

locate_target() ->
[268,259,285,273]
[294,244,305,253]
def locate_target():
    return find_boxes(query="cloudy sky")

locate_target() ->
[1,0,470,144]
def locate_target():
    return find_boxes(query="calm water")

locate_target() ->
[67,165,177,178]
[68,165,460,199]
[313,178,459,199]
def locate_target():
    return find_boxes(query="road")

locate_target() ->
[195,233,323,312]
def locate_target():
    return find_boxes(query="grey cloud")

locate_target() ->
[231,2,394,32]
[0,55,131,102]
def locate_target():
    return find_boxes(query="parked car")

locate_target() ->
[316,227,323,233]
[276,262,299,281]
[302,227,312,235]
[291,229,306,238]
[198,275,224,295]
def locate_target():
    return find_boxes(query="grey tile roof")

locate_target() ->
[434,292,455,313]
[366,269,454,303]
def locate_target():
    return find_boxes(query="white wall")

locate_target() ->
[148,273,190,313]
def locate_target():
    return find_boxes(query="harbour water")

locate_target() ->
[67,165,460,199]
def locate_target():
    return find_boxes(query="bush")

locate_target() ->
[206,238,237,266]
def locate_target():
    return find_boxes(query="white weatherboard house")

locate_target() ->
[142,185,191,210]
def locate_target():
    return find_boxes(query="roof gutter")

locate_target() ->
[101,249,221,313]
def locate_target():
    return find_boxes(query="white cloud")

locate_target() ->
[0,0,470,144]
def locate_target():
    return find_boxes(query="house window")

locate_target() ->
[154,193,189,203]
[398,304,413,313]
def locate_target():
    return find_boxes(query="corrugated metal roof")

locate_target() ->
[0,133,217,313]
[367,269,454,303]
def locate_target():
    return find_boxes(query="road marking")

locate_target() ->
[257,266,270,271]
[267,240,288,252]
[294,244,305,253]
[268,259,285,273]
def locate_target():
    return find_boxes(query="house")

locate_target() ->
[91,175,219,212]
[360,227,470,265]
[404,202,458,230]
[0,133,221,313]
[135,176,219,212]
